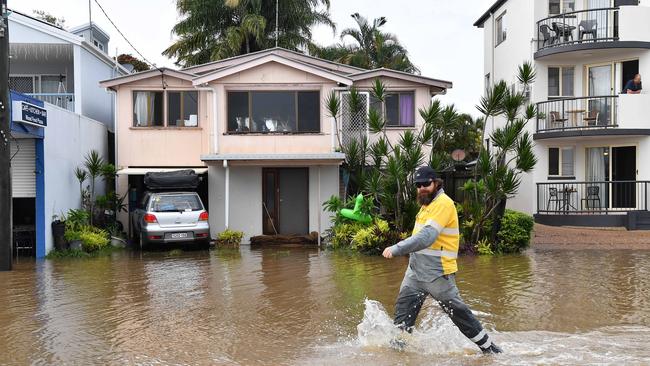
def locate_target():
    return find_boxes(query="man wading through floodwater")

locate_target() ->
[382,166,502,354]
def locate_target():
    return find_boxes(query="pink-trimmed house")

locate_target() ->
[100,48,452,242]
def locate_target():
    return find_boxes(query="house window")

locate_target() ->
[548,66,574,98]
[495,12,507,46]
[133,91,164,127]
[369,92,415,127]
[549,0,575,15]
[549,147,575,177]
[168,91,198,127]
[484,73,491,92]
[227,91,320,133]
[9,75,67,93]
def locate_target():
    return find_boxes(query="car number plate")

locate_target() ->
[171,232,188,239]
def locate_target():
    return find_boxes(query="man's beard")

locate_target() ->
[417,191,435,206]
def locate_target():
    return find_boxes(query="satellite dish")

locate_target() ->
[451,149,466,162]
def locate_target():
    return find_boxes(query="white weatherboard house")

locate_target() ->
[100,48,452,242]
[8,10,127,257]
[475,0,650,229]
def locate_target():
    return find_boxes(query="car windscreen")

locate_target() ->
[150,194,203,212]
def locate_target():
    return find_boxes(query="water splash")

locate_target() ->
[356,299,401,348]
[356,298,479,355]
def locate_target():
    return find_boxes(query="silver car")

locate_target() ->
[131,191,210,249]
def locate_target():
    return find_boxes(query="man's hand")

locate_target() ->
[382,247,393,258]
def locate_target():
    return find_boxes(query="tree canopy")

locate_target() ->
[163,0,335,67]
[311,13,419,74]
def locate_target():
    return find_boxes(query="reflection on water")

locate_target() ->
[1,248,650,365]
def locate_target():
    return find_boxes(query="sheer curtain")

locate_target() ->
[134,92,152,127]
[399,94,414,126]
[586,147,608,207]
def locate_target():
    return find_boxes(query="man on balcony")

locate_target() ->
[623,74,642,94]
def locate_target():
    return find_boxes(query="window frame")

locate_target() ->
[548,66,575,99]
[548,0,576,16]
[548,146,576,178]
[369,91,416,128]
[167,90,199,127]
[495,11,507,47]
[225,90,321,134]
[132,89,199,128]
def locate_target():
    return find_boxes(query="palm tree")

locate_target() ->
[313,13,419,73]
[163,0,335,67]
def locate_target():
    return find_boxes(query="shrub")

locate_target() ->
[328,219,401,255]
[64,225,109,252]
[495,209,534,254]
[79,229,110,252]
[475,238,494,255]
[65,209,90,232]
[217,229,243,246]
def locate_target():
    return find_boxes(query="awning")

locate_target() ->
[116,167,208,175]
[200,153,345,166]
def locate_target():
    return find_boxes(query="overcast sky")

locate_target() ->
[10,0,494,116]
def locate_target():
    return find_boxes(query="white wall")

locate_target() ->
[79,47,117,130]
[208,164,339,243]
[308,166,338,236]
[43,104,108,254]
[619,6,650,43]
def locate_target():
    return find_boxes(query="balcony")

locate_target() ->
[25,93,75,112]
[537,181,649,215]
[535,94,650,139]
[535,6,650,59]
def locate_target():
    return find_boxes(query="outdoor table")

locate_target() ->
[553,22,576,42]
[566,109,585,127]
[562,186,578,213]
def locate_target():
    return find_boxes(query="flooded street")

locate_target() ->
[1,247,650,365]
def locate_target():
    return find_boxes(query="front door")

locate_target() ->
[262,168,309,235]
[611,146,636,208]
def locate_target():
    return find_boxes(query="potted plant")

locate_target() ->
[51,213,67,250]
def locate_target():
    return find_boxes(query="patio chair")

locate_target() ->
[549,111,568,129]
[583,110,599,126]
[581,185,602,210]
[579,19,598,41]
[546,187,565,211]
[539,24,556,47]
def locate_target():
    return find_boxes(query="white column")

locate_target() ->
[317,165,321,246]
[224,159,229,229]
[73,45,83,114]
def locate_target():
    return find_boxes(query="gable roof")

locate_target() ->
[349,68,452,91]
[99,68,196,88]
[99,47,452,92]
[183,47,365,75]
[192,53,353,86]
[9,10,129,74]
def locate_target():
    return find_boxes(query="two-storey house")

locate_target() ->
[8,10,128,130]
[475,0,650,229]
[101,48,452,242]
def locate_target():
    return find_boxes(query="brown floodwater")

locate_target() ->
[1,247,650,365]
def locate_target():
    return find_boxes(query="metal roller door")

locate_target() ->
[10,139,36,198]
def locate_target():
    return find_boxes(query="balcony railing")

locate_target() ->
[537,181,649,214]
[536,7,618,51]
[536,95,618,133]
[25,93,75,112]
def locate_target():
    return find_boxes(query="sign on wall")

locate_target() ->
[12,101,47,128]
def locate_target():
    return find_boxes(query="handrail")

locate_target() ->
[536,7,618,24]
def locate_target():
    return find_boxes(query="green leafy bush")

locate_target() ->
[65,209,90,232]
[64,225,109,252]
[79,229,110,252]
[495,210,534,254]
[217,229,243,246]
[328,219,401,255]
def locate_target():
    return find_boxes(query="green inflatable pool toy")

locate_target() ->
[340,194,373,224]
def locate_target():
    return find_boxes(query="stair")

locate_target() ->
[627,211,650,230]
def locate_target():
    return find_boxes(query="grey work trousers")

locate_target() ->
[393,274,494,350]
